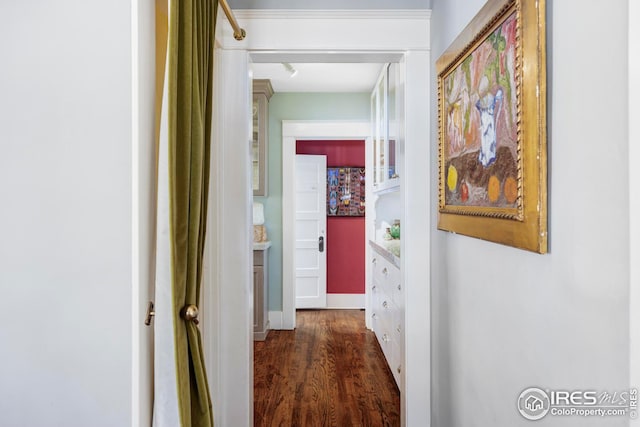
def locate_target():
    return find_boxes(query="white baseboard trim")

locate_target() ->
[268,310,284,330]
[327,293,365,309]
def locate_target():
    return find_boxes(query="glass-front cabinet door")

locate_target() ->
[371,73,384,187]
[371,64,400,192]
[252,79,273,197]
[252,99,260,192]
[387,63,399,182]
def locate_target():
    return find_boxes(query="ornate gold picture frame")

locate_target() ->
[437,0,547,253]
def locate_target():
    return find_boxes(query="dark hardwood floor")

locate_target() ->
[254,309,400,427]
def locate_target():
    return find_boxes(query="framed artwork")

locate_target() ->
[437,0,547,253]
[327,167,365,217]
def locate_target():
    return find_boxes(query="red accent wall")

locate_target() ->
[296,140,365,294]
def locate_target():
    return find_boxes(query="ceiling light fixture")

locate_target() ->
[282,62,298,78]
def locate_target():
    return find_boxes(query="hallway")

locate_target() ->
[254,310,400,427]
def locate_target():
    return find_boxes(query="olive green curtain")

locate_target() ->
[167,0,217,426]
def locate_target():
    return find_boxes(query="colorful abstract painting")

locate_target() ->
[327,167,365,216]
[443,11,519,209]
[437,0,548,253]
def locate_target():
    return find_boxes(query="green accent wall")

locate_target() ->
[254,92,370,311]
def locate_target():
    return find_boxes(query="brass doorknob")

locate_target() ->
[181,304,199,325]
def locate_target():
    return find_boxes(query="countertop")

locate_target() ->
[369,240,401,268]
[253,241,272,250]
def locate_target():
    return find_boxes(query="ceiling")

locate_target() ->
[234,2,427,93]
[234,0,424,94]
[230,0,430,93]
[251,62,385,93]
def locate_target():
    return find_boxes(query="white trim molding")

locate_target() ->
[327,294,365,309]
[218,9,430,51]
[629,0,639,424]
[131,1,155,424]
[233,9,432,20]
[206,48,254,427]
[401,50,431,427]
[268,311,284,330]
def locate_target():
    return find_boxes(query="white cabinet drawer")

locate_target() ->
[376,312,393,364]
[391,335,402,387]
[372,254,399,295]
[391,277,403,309]
[371,255,382,284]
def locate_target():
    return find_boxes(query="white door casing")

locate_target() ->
[132,0,156,425]
[211,9,431,427]
[295,155,327,309]
[282,121,371,329]
[204,47,254,427]
[630,0,639,421]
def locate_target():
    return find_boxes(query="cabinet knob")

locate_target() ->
[372,258,377,265]
[397,365,402,374]
[397,284,402,291]
[383,334,390,342]
[382,300,388,308]
[396,325,402,333]
[372,313,377,320]
[382,267,388,275]
[372,285,377,291]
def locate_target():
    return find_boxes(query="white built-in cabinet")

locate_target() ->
[368,63,404,389]
[370,241,403,387]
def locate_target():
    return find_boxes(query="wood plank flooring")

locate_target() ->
[254,309,400,427]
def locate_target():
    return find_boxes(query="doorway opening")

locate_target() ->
[250,53,405,424]
[296,140,366,310]
[207,11,433,418]
[280,120,372,329]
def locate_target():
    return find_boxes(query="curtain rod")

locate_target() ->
[219,0,246,40]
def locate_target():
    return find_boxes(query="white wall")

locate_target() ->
[430,1,630,426]
[0,2,147,426]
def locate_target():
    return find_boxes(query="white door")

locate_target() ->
[295,155,327,308]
